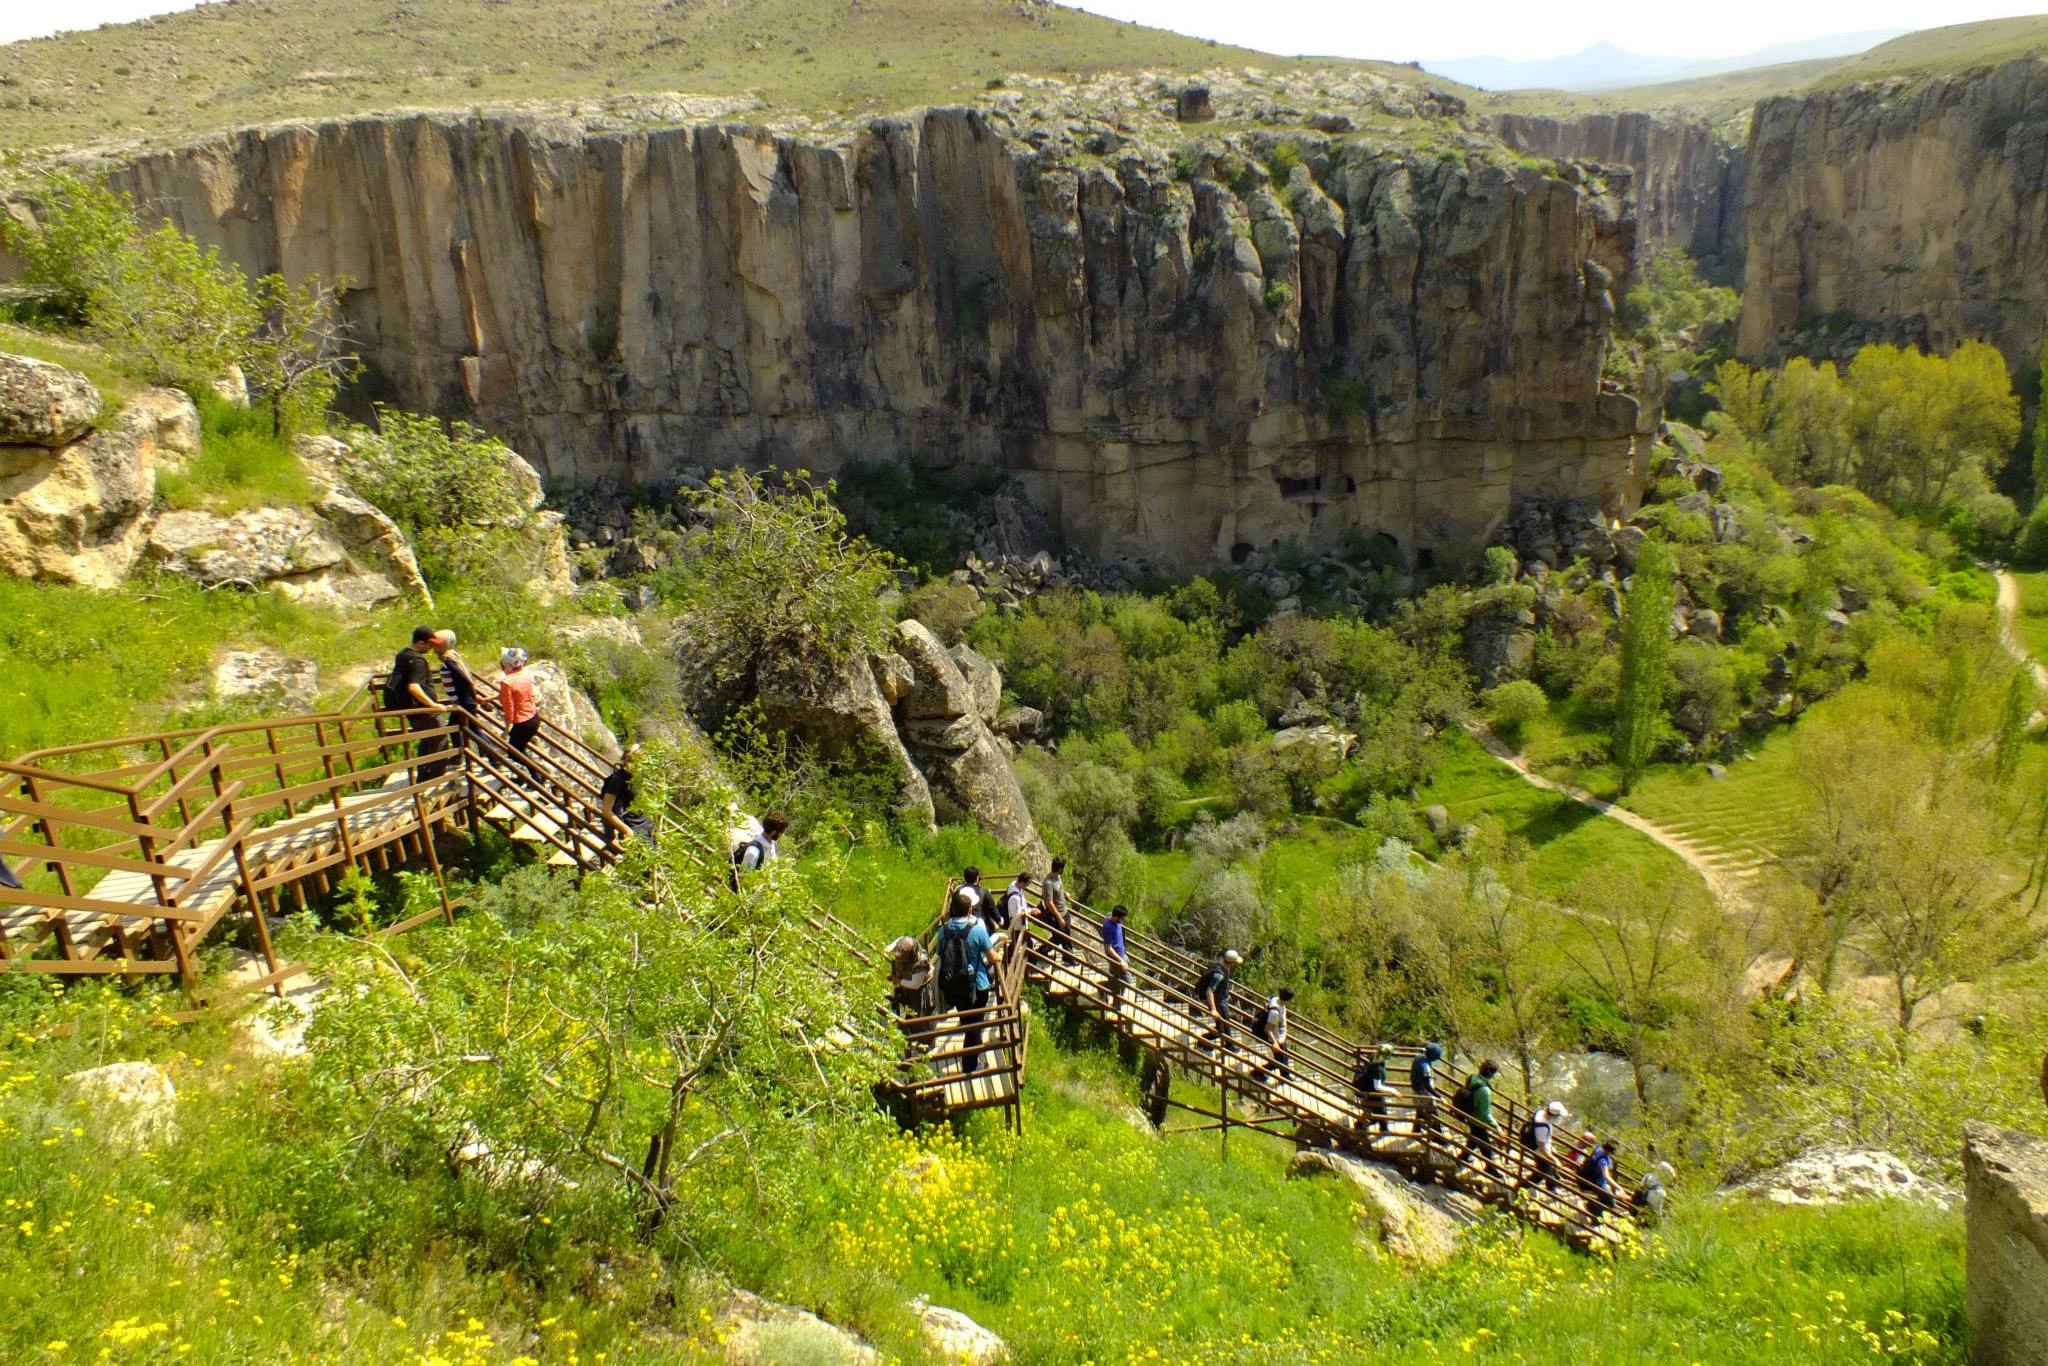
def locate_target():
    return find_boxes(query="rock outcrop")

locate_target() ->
[1739,59,2048,375]
[895,621,1045,860]
[754,642,938,831]
[1287,1147,1478,1264]
[1488,111,1747,268]
[213,648,319,709]
[143,491,429,613]
[104,108,1651,571]
[714,1290,875,1365]
[0,372,193,587]
[1726,1147,1958,1209]
[1965,1121,2048,1366]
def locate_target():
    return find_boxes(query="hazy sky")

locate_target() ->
[5,0,2047,61]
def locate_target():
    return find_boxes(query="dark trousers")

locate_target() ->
[507,717,542,779]
[941,978,988,1078]
[1253,1045,1292,1085]
[408,711,450,781]
[1357,1091,1391,1135]
[1461,1122,1498,1173]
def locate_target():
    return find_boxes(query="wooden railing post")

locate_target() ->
[19,774,76,901]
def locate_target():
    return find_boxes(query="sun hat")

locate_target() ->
[1544,1101,1567,1119]
[1222,949,1244,965]
[501,647,528,670]
[1377,1041,1395,1056]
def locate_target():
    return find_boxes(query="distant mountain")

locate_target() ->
[1427,29,1908,93]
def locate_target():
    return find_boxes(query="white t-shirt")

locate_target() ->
[735,835,777,870]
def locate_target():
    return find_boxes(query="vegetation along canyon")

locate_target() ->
[7,0,2048,1360]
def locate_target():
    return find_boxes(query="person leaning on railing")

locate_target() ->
[385,625,453,780]
[431,630,479,749]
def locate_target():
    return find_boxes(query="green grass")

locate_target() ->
[0,324,140,407]
[155,391,317,513]
[0,0,1444,151]
[1622,726,1807,872]
[0,970,1968,1364]
[1425,730,1697,895]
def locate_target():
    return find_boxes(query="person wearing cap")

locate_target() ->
[1194,949,1242,1051]
[1632,1160,1674,1224]
[1522,1100,1569,1192]
[497,647,542,776]
[600,742,656,845]
[1251,987,1294,1087]
[1352,1043,1396,1138]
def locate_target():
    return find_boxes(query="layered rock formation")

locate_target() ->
[1739,58,2048,374]
[1964,1121,2048,1366]
[105,108,1650,570]
[1488,112,1747,269]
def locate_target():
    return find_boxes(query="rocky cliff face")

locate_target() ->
[1488,112,1746,271]
[104,109,1649,571]
[1964,1121,2048,1366]
[1739,59,2048,374]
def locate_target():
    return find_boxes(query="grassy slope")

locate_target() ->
[0,0,1431,151]
[1487,14,2048,119]
[0,966,1968,1363]
[2008,569,2048,666]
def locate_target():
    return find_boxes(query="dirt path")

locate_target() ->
[1992,568,2048,692]
[1463,724,1759,910]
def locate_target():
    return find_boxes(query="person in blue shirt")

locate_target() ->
[935,887,997,1078]
[1579,1137,1620,1221]
[1100,904,1132,1008]
[1410,1040,1446,1148]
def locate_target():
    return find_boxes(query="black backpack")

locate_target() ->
[1452,1076,1482,1118]
[1522,1116,1548,1149]
[936,920,976,994]
[1578,1150,1607,1184]
[380,651,413,710]
[1253,999,1282,1042]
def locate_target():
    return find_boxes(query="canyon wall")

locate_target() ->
[1739,59,2048,374]
[1487,112,1746,271]
[105,110,1648,570]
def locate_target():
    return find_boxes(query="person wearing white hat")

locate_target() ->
[1521,1100,1569,1193]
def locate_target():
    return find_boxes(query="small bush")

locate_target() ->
[1483,679,1547,740]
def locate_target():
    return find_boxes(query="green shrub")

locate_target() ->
[1483,679,1547,739]
[155,388,315,511]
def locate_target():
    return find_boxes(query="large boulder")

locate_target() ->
[1965,1122,2048,1366]
[1726,1147,1957,1210]
[147,505,351,585]
[1,390,188,586]
[1271,723,1357,767]
[896,620,1046,860]
[909,1298,1007,1364]
[754,643,937,831]
[213,648,319,709]
[63,1060,177,1147]
[0,351,99,446]
[949,642,1004,728]
[1287,1148,1477,1264]
[714,1290,876,1365]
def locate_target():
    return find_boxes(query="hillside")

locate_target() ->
[1486,14,2048,119]
[0,0,1458,152]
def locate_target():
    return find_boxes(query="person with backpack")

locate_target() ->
[1578,1136,1620,1221]
[1353,1043,1396,1138]
[731,811,788,882]
[1193,949,1242,1052]
[1410,1040,1445,1148]
[1453,1059,1503,1183]
[935,887,997,1079]
[993,873,1032,936]
[1521,1100,1569,1192]
[431,629,479,741]
[957,866,987,919]
[1632,1160,1674,1224]
[1251,988,1294,1087]
[886,934,935,1018]
[1036,857,1073,963]
[384,625,453,781]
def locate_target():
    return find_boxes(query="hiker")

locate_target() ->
[1579,1136,1620,1221]
[1353,1043,1396,1137]
[384,625,452,780]
[1521,1100,1569,1192]
[431,629,480,738]
[957,865,987,918]
[1632,1161,1674,1224]
[1036,856,1073,961]
[599,742,656,846]
[1453,1060,1503,1182]
[886,934,935,1019]
[935,887,997,1078]
[497,647,542,778]
[731,811,788,880]
[1251,988,1294,1086]
[1100,904,1133,1006]
[1410,1040,1445,1146]
[1194,949,1242,1051]
[993,872,1033,936]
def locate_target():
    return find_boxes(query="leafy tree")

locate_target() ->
[1560,863,1715,1107]
[2034,331,2048,508]
[84,220,258,389]
[1620,250,1740,346]
[246,271,358,436]
[336,406,535,583]
[1613,538,1677,792]
[1,170,135,323]
[1994,672,2030,785]
[1481,679,1545,742]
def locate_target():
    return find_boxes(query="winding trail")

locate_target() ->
[1992,568,2048,693]
[1463,723,1760,910]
